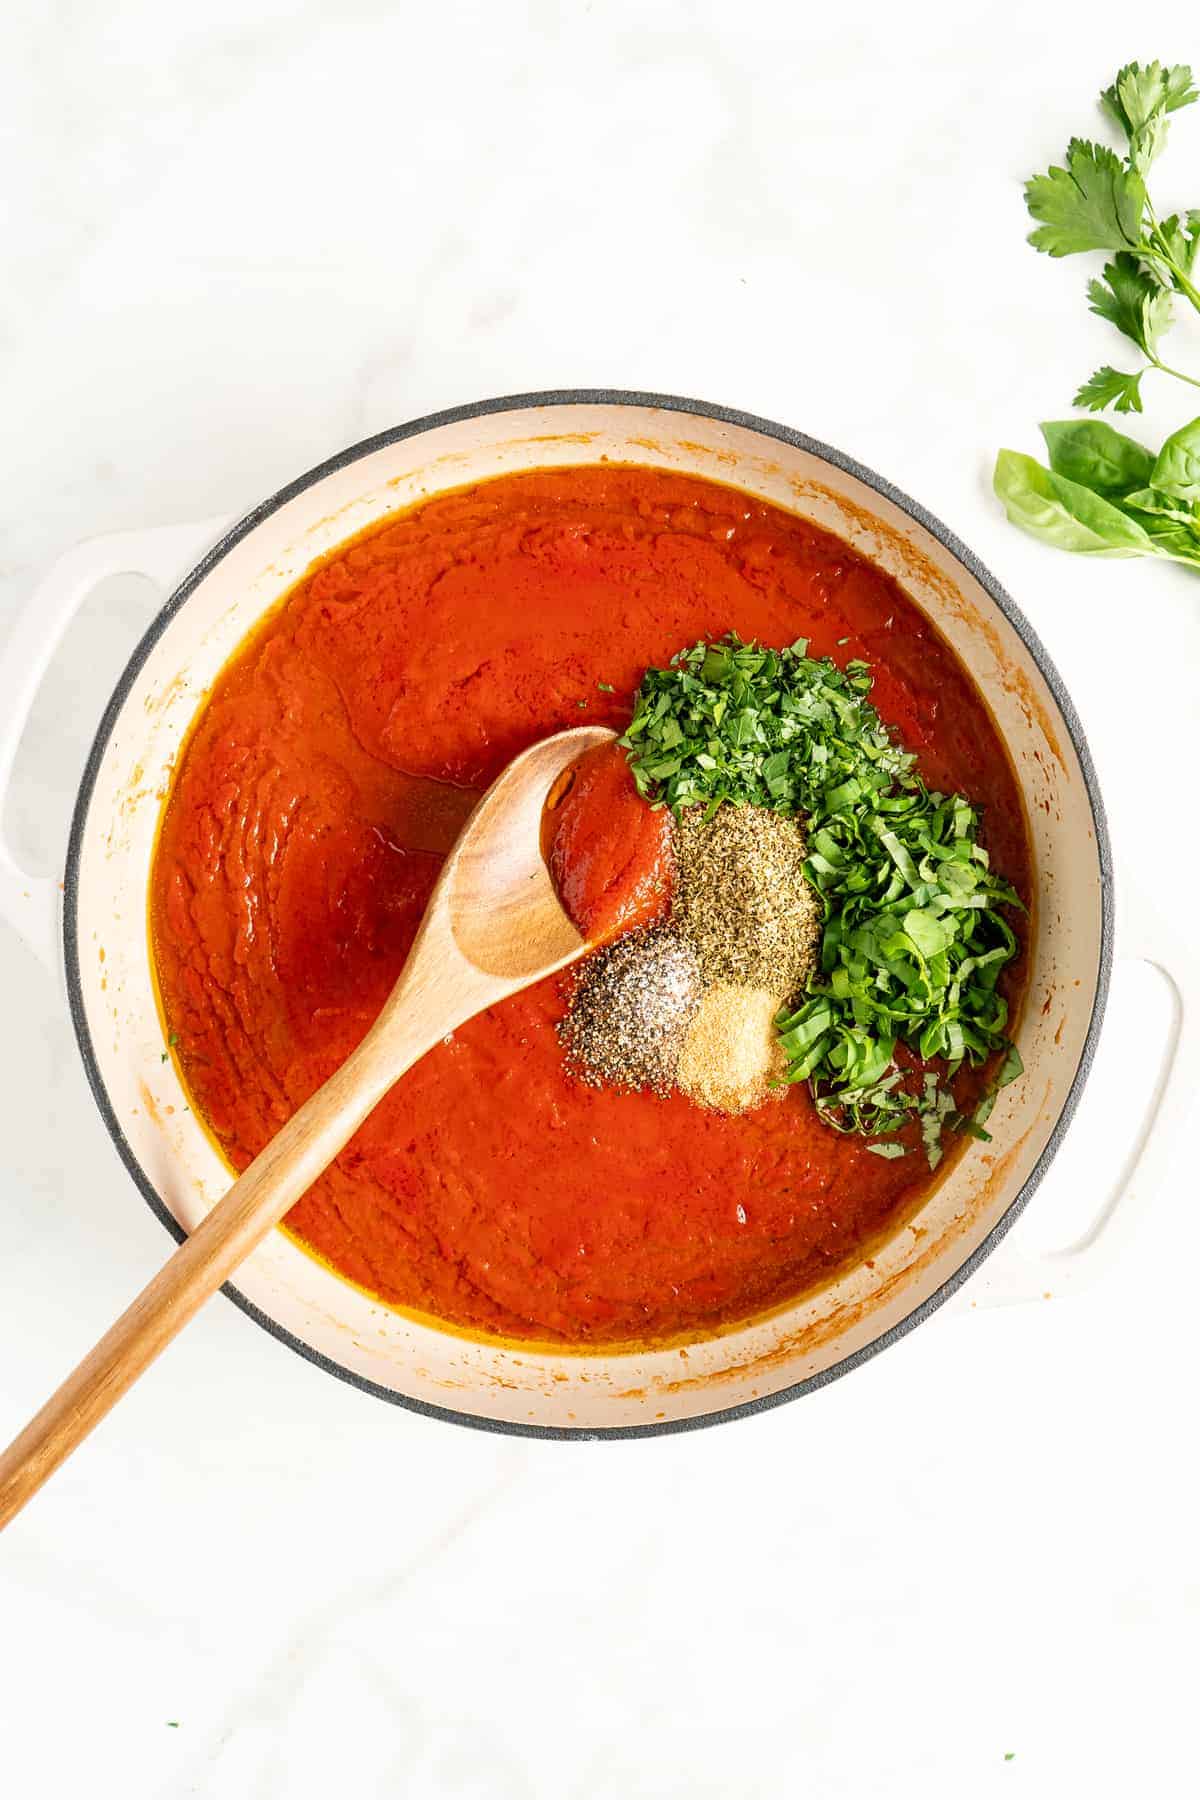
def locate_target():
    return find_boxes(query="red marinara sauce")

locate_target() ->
[544,740,673,942]
[151,466,1030,1346]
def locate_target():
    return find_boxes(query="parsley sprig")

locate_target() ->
[1025,62,1200,412]
[622,636,1024,1163]
[996,61,1200,572]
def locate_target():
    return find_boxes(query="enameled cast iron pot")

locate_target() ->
[0,393,1127,1436]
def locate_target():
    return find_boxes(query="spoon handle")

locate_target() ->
[0,1003,440,1532]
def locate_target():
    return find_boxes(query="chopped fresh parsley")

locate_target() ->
[596,680,615,693]
[622,634,1023,1163]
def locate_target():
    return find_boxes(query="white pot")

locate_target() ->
[2,391,1186,1437]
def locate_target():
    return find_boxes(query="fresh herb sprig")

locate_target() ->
[622,636,1024,1163]
[1027,61,1200,412]
[995,60,1200,570]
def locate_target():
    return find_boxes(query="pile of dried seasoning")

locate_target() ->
[674,804,822,995]
[558,926,702,1094]
[676,983,788,1115]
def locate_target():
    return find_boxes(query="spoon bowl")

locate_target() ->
[442,725,614,982]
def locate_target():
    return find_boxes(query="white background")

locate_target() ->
[3,3,1199,1795]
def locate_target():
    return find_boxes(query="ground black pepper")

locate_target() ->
[558,926,702,1094]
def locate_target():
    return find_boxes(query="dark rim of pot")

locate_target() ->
[62,389,1115,1442]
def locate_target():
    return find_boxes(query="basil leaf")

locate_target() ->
[1121,487,1200,527]
[1039,419,1155,495]
[1128,516,1200,563]
[904,908,955,959]
[993,451,1159,555]
[1150,416,1200,503]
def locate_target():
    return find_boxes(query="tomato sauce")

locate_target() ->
[151,466,1030,1346]
[545,741,673,941]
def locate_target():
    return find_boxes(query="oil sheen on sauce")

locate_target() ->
[151,466,1030,1346]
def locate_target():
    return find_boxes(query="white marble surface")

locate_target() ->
[3,4,1200,1794]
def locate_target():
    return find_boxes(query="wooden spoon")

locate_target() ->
[0,724,615,1529]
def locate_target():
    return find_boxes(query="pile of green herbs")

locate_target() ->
[621,635,1024,1167]
[995,60,1200,568]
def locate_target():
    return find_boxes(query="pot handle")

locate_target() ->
[955,879,1200,1309]
[0,519,231,973]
